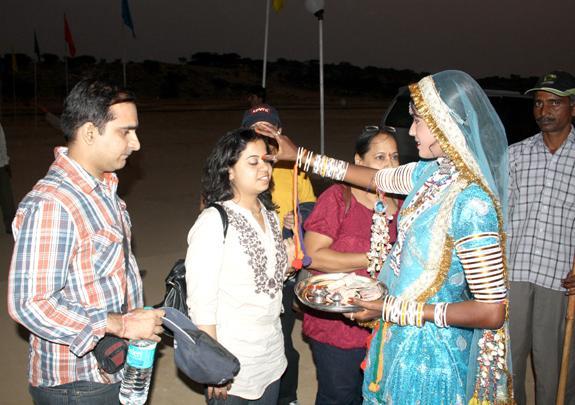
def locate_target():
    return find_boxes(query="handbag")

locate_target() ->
[161,259,188,315]
[94,206,131,374]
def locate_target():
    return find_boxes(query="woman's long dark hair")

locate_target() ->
[201,128,275,210]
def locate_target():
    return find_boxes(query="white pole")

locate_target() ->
[319,18,324,154]
[262,0,271,89]
[305,0,326,153]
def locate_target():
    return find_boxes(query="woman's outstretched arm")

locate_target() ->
[255,124,413,194]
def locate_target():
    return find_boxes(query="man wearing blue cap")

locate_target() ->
[508,71,575,405]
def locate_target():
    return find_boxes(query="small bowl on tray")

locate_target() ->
[295,273,388,313]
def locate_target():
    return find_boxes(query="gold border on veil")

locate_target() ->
[408,81,508,287]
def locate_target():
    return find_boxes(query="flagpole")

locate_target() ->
[65,58,69,95]
[122,26,127,87]
[34,61,38,127]
[262,0,271,89]
[305,0,326,154]
[34,31,39,127]
[121,0,136,87]
[64,15,69,95]
[12,64,16,119]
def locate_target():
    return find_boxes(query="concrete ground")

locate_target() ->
[0,106,534,404]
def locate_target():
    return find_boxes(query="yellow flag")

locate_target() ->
[273,0,284,12]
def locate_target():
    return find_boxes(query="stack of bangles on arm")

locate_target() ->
[374,162,415,195]
[380,297,450,328]
[455,232,507,303]
[381,296,425,327]
[296,147,349,181]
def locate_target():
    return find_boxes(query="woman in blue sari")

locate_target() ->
[256,70,513,404]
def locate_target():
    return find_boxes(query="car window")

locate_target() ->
[382,92,538,146]
[488,96,538,145]
[383,95,412,128]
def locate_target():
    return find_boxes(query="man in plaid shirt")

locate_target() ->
[508,71,575,405]
[7,79,164,404]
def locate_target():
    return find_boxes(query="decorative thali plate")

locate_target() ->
[295,273,388,313]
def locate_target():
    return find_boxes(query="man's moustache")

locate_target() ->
[536,117,555,124]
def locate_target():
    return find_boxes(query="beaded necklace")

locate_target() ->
[366,191,393,279]
[389,158,458,276]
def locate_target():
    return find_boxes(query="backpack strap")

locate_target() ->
[207,203,228,239]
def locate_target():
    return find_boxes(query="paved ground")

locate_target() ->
[0,106,534,404]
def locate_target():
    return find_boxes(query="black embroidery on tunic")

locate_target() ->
[224,206,288,298]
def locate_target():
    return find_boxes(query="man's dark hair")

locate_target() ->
[60,79,136,142]
[201,128,275,211]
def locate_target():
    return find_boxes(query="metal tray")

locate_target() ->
[295,273,388,313]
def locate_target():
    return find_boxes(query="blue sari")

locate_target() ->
[362,71,513,405]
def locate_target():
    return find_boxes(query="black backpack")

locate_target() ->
[158,203,228,317]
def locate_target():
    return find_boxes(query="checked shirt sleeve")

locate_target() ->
[8,199,108,357]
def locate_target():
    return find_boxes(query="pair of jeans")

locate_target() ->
[278,278,300,404]
[206,379,280,405]
[29,381,121,405]
[308,338,365,405]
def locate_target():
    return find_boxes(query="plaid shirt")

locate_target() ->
[508,126,575,291]
[7,147,144,387]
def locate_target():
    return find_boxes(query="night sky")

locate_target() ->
[1,0,573,78]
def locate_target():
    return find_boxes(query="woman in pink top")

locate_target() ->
[302,126,401,405]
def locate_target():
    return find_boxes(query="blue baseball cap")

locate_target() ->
[241,104,281,128]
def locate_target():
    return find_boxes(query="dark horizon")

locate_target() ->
[0,53,540,107]
[1,0,573,79]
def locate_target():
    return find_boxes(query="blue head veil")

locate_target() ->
[409,70,509,224]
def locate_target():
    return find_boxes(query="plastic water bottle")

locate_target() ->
[119,339,157,405]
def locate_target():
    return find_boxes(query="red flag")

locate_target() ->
[64,14,76,57]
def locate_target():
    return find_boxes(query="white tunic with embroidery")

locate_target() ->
[185,200,288,399]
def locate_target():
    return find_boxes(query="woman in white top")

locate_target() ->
[185,128,294,404]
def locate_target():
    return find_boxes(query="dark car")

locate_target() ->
[381,87,539,164]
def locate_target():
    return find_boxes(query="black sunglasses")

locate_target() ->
[362,125,396,134]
